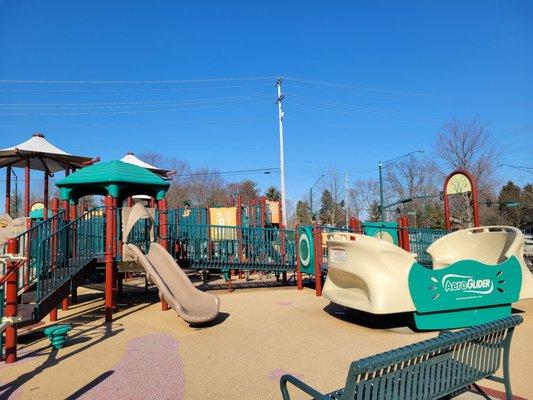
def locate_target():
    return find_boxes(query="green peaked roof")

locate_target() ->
[56,160,170,202]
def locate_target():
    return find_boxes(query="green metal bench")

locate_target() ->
[280,315,523,400]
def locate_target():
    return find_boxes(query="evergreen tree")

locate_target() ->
[367,201,381,222]
[522,184,533,229]
[295,201,312,225]
[319,189,335,225]
[498,181,523,227]
[264,186,281,201]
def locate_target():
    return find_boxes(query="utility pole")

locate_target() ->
[345,172,349,228]
[275,77,287,226]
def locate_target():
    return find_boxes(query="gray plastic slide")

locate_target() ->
[122,203,219,324]
[126,242,220,324]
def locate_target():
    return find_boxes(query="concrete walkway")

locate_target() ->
[1,279,532,399]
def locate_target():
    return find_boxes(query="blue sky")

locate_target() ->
[0,1,531,210]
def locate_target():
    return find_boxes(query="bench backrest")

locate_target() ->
[342,315,523,400]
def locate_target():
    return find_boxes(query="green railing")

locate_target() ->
[1,211,67,294]
[35,208,104,304]
[408,227,447,266]
[167,223,296,273]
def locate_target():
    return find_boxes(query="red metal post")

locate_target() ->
[127,197,133,207]
[158,198,170,311]
[24,159,30,217]
[104,195,114,322]
[5,165,11,215]
[260,196,266,228]
[5,238,19,363]
[399,216,410,252]
[313,224,322,296]
[295,225,302,290]
[112,197,118,308]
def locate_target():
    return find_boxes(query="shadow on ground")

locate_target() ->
[323,302,417,332]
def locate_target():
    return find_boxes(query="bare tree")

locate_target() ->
[436,118,500,226]
[384,155,441,226]
[349,179,379,220]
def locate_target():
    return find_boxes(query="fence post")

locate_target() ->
[295,225,303,290]
[157,198,170,311]
[313,224,322,296]
[5,238,19,363]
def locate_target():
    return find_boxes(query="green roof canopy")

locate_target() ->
[56,160,170,203]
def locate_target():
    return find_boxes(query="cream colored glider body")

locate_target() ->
[427,226,533,299]
[323,226,533,314]
[122,203,220,324]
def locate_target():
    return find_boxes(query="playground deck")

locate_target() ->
[1,278,532,400]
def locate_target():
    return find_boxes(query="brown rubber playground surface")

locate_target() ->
[1,276,532,399]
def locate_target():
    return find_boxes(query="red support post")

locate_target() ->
[399,216,410,252]
[313,224,323,296]
[157,198,170,311]
[127,197,133,207]
[295,225,302,290]
[24,159,30,217]
[104,196,114,322]
[112,198,118,307]
[5,238,19,363]
[5,165,11,215]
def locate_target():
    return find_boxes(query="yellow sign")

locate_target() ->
[266,200,280,224]
[446,173,472,195]
[209,207,237,240]
[30,202,44,212]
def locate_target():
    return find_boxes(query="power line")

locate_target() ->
[0,99,271,116]
[0,83,272,93]
[0,94,270,109]
[0,76,276,84]
[176,168,280,178]
[286,76,441,98]
[0,116,272,129]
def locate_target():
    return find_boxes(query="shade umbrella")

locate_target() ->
[0,133,97,216]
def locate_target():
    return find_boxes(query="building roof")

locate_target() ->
[0,133,95,172]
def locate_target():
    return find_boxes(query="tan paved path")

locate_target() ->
[1,280,532,399]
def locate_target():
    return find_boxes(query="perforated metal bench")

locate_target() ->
[280,315,523,400]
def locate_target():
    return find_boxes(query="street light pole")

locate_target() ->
[378,150,424,222]
[379,161,384,222]
[275,77,287,226]
[309,174,324,217]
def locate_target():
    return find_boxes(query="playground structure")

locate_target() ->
[0,135,529,367]
[322,226,533,329]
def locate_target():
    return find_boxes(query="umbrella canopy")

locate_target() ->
[120,152,170,177]
[0,133,95,173]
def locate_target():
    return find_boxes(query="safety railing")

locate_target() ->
[35,208,104,304]
[0,211,67,294]
[167,223,296,272]
[407,227,447,266]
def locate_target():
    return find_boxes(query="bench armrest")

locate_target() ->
[280,374,326,400]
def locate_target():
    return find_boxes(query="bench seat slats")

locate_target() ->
[281,315,522,400]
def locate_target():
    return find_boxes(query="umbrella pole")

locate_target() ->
[24,159,30,217]
[5,165,11,215]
